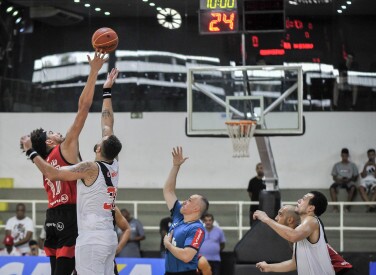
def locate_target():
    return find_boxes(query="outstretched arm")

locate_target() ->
[101,68,119,138]
[253,210,317,243]
[61,51,108,163]
[256,257,296,273]
[163,147,188,210]
[21,135,97,183]
[114,206,131,255]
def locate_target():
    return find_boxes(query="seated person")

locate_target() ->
[0,236,21,256]
[28,239,46,256]
[359,149,376,212]
[329,148,358,212]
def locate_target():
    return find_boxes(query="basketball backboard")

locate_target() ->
[187,65,304,136]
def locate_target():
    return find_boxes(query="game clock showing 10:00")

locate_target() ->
[199,0,239,35]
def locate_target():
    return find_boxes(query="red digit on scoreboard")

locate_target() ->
[209,12,221,32]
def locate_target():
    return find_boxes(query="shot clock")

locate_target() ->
[199,0,239,34]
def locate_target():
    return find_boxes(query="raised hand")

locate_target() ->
[103,68,119,89]
[87,50,109,73]
[20,135,32,152]
[172,147,188,167]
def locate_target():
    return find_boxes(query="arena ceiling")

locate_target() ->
[6,0,376,20]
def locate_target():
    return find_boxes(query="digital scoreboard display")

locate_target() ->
[199,0,239,34]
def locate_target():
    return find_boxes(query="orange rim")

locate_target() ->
[225,120,257,126]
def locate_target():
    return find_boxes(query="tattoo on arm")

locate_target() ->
[102,109,112,119]
[71,162,93,174]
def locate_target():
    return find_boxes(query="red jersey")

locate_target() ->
[44,145,77,208]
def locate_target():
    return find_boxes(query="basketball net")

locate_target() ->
[225,120,257,158]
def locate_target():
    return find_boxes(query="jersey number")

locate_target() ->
[103,186,117,210]
[46,179,61,198]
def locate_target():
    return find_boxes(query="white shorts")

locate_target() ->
[75,243,117,275]
[360,177,376,193]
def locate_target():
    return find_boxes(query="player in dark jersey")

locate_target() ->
[21,51,112,275]
[163,147,209,275]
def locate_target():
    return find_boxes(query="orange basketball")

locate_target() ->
[92,27,118,53]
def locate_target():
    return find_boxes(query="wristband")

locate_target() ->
[26,149,39,161]
[103,88,112,99]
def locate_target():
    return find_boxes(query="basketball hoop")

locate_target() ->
[225,120,257,158]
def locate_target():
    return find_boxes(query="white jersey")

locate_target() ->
[76,159,119,247]
[294,218,335,275]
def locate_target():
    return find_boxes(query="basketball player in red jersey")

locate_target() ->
[22,51,113,275]
[21,67,122,274]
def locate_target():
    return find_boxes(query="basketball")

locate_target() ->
[91,27,118,53]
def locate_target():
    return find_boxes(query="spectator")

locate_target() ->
[329,148,358,212]
[200,213,226,275]
[247,163,266,226]
[159,216,172,258]
[359,148,376,212]
[5,203,34,255]
[38,227,46,249]
[0,235,21,256]
[333,52,359,110]
[28,239,46,256]
[116,208,145,258]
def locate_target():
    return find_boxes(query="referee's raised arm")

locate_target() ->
[163,147,188,211]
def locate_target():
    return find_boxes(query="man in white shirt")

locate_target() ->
[0,235,21,256]
[5,203,34,255]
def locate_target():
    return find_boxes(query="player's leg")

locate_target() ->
[44,210,58,274]
[55,257,76,275]
[104,244,118,275]
[76,244,114,274]
[55,205,78,275]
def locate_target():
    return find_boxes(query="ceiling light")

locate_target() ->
[142,0,148,2]
[156,7,162,11]
[12,10,18,16]
[6,6,14,13]
[95,7,101,11]
[149,3,155,6]
[341,5,346,9]
[289,1,298,5]
[337,9,342,13]
[15,17,22,24]
[157,8,182,30]
[346,1,351,4]
[74,0,80,2]
[104,11,110,16]
[84,3,90,7]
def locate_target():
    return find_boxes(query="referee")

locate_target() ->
[163,147,209,275]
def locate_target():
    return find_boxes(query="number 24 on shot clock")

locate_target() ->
[199,0,239,35]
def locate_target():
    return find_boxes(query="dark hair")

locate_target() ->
[308,191,328,217]
[29,240,38,246]
[101,135,122,160]
[30,128,48,159]
[202,213,214,220]
[199,196,209,216]
[367,149,375,154]
[341,148,349,155]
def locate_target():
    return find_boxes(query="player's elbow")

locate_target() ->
[182,255,194,263]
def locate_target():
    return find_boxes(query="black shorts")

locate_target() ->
[44,204,78,258]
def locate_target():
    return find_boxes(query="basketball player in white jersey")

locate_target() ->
[254,191,335,275]
[21,69,122,274]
